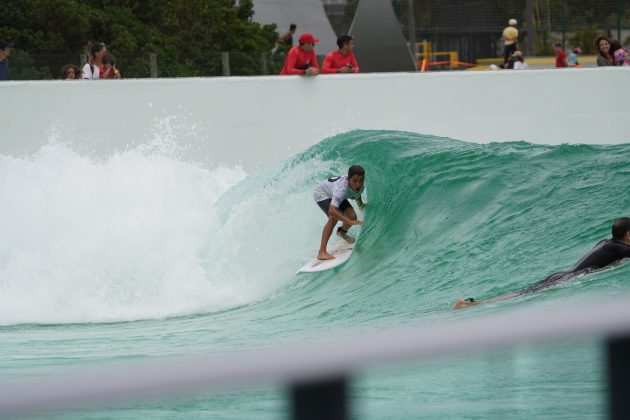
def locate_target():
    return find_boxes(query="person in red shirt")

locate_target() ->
[101,53,121,79]
[554,43,568,68]
[321,35,360,74]
[279,33,320,76]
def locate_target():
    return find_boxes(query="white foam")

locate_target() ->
[0,141,257,324]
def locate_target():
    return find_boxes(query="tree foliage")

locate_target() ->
[0,0,278,79]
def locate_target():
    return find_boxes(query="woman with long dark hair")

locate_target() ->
[595,36,614,66]
[82,42,107,79]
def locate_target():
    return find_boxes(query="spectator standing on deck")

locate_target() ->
[279,33,320,76]
[554,43,568,68]
[101,53,121,79]
[595,36,615,67]
[612,41,630,66]
[60,64,82,80]
[502,19,518,67]
[0,40,13,81]
[567,47,581,67]
[279,24,297,48]
[322,35,360,74]
[82,42,107,80]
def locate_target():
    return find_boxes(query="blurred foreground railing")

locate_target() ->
[1,297,630,419]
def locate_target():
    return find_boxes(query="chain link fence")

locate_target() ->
[8,50,288,80]
[325,0,630,63]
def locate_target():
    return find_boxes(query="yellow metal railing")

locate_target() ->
[415,40,475,71]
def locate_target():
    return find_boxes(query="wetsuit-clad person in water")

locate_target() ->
[453,217,630,309]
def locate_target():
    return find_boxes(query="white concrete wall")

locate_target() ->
[1,68,628,170]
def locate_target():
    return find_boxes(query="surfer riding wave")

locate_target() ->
[313,165,366,260]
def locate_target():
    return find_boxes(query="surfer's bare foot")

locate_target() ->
[317,252,335,260]
[337,229,355,244]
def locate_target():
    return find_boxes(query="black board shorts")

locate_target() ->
[316,198,352,216]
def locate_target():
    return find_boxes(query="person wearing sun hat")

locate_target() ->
[279,33,320,76]
[501,18,518,67]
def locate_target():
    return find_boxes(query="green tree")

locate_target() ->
[0,0,278,80]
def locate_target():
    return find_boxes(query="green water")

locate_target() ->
[1,130,629,418]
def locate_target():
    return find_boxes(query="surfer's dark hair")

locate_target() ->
[348,165,365,178]
[612,217,630,239]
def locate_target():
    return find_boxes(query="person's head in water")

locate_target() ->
[348,165,365,192]
[612,217,630,243]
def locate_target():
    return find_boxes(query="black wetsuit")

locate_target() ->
[524,239,630,293]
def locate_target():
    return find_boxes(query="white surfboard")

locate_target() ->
[296,203,365,274]
[296,238,357,273]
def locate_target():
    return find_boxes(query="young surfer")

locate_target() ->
[453,217,630,309]
[313,165,366,260]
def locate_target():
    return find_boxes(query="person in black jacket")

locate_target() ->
[453,217,630,309]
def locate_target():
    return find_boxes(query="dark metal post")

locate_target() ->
[260,52,268,75]
[407,0,417,64]
[524,0,534,56]
[149,53,158,78]
[291,376,348,420]
[607,334,630,420]
[616,0,622,41]
[221,52,230,76]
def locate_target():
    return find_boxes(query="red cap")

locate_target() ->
[299,33,319,44]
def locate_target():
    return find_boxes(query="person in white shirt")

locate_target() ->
[512,50,528,70]
[82,42,107,80]
[313,165,366,260]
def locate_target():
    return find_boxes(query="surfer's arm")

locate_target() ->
[452,298,482,310]
[452,291,522,310]
[329,205,363,226]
